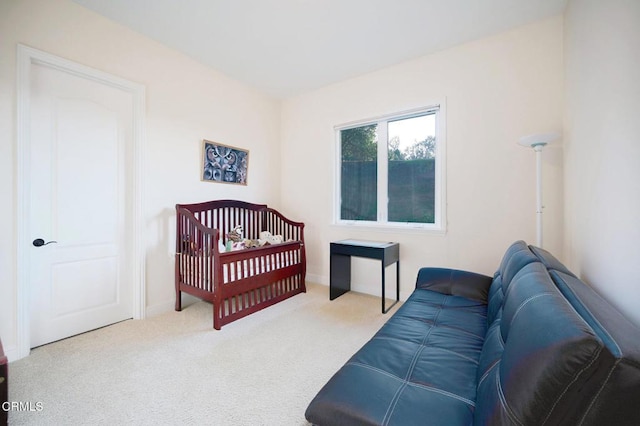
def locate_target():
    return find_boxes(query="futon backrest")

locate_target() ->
[475,259,606,425]
[531,246,640,426]
[485,240,539,325]
[475,242,640,425]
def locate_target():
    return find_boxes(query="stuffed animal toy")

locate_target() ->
[227,225,244,242]
[243,238,262,248]
[258,231,284,246]
[217,227,288,251]
[230,241,246,251]
[212,225,246,252]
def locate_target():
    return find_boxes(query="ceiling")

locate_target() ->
[73,0,567,99]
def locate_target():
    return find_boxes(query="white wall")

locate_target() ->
[0,0,281,360]
[564,0,640,326]
[7,0,617,362]
[281,17,564,299]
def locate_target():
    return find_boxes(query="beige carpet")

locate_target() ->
[8,283,397,425]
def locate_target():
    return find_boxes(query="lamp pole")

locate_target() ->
[533,143,545,247]
[518,132,560,248]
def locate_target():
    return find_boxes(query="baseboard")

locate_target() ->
[4,343,20,363]
[305,272,327,286]
[145,294,202,318]
[144,300,174,318]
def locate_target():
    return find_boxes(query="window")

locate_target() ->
[335,105,445,231]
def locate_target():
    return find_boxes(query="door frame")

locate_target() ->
[15,44,146,360]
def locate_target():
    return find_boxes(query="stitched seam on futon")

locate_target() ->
[372,336,481,365]
[389,315,486,342]
[496,369,524,426]
[345,359,481,405]
[510,293,552,329]
[371,336,480,364]
[407,382,475,406]
[429,319,487,340]
[404,299,446,309]
[345,361,406,382]
[382,298,446,424]
[432,346,480,364]
[497,321,506,347]
[541,345,603,426]
[577,360,618,426]
[373,324,485,343]
[381,382,407,426]
[478,359,500,386]
[418,298,443,348]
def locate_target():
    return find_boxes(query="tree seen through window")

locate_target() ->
[340,111,438,224]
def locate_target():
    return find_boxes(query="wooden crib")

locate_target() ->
[175,200,306,329]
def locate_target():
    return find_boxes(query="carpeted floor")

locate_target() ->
[8,283,397,425]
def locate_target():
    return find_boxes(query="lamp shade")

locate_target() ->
[518,132,560,148]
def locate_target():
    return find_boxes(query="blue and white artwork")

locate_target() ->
[202,140,249,185]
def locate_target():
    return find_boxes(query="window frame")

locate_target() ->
[333,103,446,233]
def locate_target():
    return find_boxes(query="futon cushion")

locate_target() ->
[305,289,487,425]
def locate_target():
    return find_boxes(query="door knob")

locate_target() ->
[33,238,57,247]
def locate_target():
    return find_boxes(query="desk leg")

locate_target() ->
[396,260,400,303]
[330,253,351,300]
[382,261,400,314]
[381,260,385,313]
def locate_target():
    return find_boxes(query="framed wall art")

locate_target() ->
[201,140,249,185]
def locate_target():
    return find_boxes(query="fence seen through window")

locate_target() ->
[339,110,439,226]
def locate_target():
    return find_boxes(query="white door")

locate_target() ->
[29,62,134,348]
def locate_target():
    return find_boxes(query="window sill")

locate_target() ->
[331,221,446,235]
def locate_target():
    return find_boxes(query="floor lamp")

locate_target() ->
[518,132,560,248]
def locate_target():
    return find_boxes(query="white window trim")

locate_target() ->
[332,102,447,234]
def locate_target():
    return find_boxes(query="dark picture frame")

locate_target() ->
[201,140,249,185]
